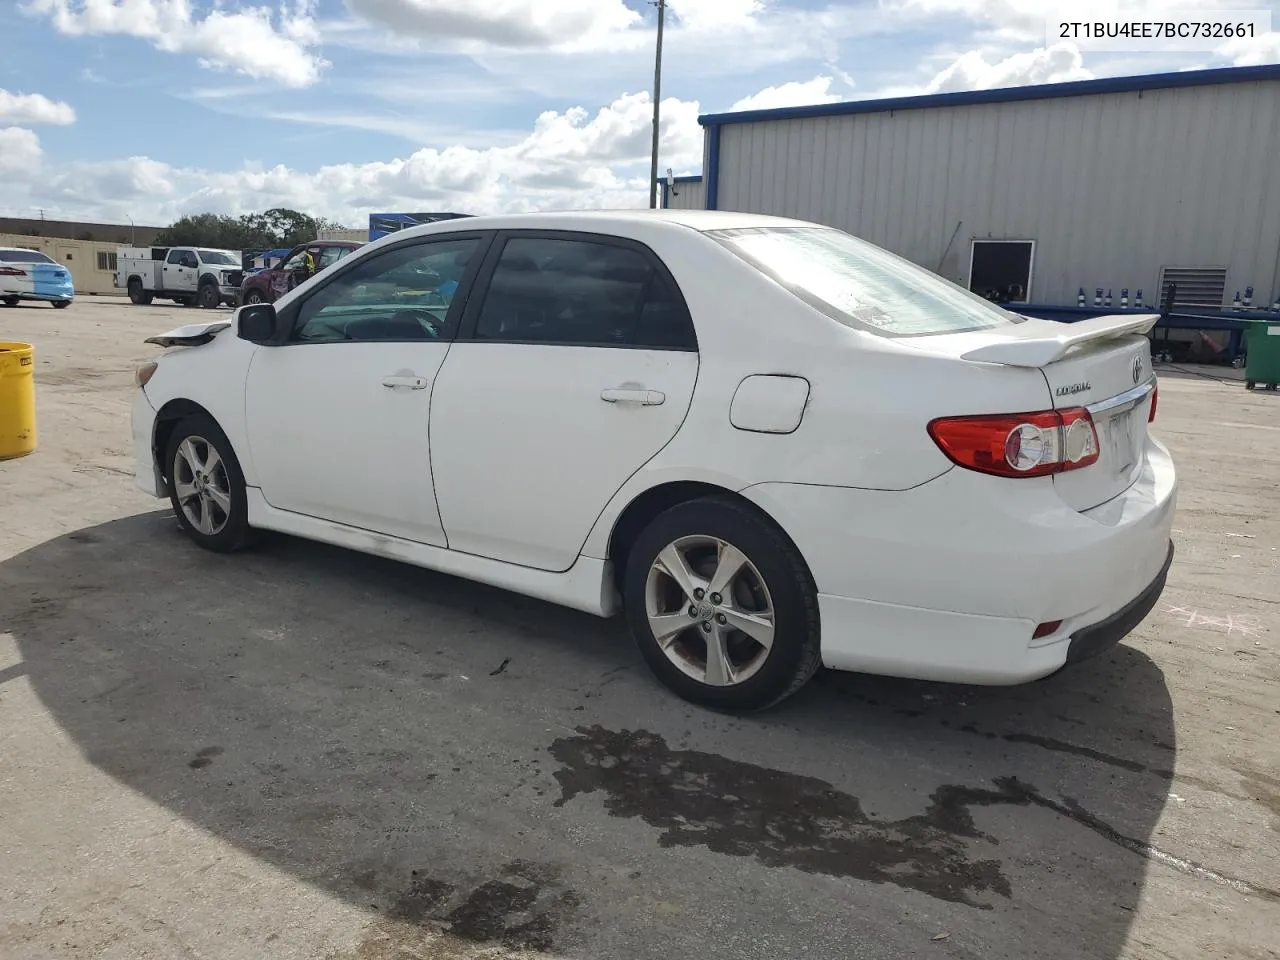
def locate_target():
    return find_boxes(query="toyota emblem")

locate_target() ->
[1132,355,1144,384]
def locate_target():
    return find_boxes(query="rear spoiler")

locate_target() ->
[144,321,231,348]
[961,313,1159,367]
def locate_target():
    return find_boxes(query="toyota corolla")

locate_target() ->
[131,211,1176,711]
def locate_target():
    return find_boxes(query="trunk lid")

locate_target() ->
[1036,333,1154,511]
[908,313,1158,511]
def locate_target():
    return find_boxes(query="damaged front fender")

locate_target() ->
[144,321,232,348]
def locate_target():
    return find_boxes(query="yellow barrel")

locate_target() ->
[0,341,37,460]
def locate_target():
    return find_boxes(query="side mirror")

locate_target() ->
[238,303,281,345]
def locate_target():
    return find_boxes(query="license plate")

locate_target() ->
[1107,411,1137,474]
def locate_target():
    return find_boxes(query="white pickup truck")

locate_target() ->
[115,246,244,308]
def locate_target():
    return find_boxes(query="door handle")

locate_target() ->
[600,388,665,406]
[382,375,428,390]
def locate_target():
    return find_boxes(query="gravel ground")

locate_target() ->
[1,295,1278,960]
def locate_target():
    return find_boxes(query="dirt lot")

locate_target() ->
[1,294,1278,960]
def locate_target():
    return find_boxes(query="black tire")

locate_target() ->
[163,414,254,553]
[128,279,153,305]
[51,300,70,309]
[1246,380,1256,390]
[243,289,264,305]
[623,496,821,712]
[197,283,220,309]
[2,296,17,307]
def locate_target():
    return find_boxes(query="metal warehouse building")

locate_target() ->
[663,64,1280,315]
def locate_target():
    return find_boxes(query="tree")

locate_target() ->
[154,208,348,250]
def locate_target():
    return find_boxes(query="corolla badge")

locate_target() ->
[1055,382,1091,397]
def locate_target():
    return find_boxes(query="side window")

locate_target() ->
[184,252,199,268]
[317,246,346,270]
[281,249,308,270]
[166,249,185,265]
[291,237,481,344]
[473,237,694,349]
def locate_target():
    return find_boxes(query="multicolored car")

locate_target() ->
[0,247,74,309]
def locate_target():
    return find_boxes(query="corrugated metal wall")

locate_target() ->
[713,79,1280,307]
[664,179,706,210]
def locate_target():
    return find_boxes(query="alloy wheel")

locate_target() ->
[172,436,232,536]
[644,535,776,687]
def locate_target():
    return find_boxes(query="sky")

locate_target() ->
[1,0,1278,227]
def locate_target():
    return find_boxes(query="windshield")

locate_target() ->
[0,249,55,264]
[197,250,240,266]
[708,226,1026,337]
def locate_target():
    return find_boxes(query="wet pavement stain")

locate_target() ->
[548,726,1280,907]
[548,725,1023,908]
[382,859,579,952]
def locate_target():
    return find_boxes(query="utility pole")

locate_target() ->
[648,0,666,209]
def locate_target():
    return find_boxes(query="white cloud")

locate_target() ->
[23,0,328,87]
[0,89,76,126]
[729,76,843,111]
[924,41,1093,93]
[343,0,640,48]
[667,0,764,32]
[1218,30,1280,65]
[0,128,44,179]
[2,90,706,225]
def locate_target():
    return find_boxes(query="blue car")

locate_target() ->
[0,247,75,309]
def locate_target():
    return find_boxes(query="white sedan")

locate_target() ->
[131,211,1176,711]
[1,246,75,308]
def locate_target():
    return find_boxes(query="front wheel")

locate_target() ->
[163,415,253,552]
[197,283,220,309]
[243,289,264,305]
[51,300,70,309]
[624,497,821,712]
[2,296,17,307]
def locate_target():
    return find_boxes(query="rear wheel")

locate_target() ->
[51,300,70,309]
[163,414,253,553]
[127,279,153,305]
[2,296,17,307]
[624,497,821,712]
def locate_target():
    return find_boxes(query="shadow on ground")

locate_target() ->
[2,512,1182,959]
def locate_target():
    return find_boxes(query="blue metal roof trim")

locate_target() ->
[697,63,1280,128]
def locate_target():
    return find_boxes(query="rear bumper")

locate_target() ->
[743,436,1177,684]
[1063,541,1174,667]
[4,289,74,302]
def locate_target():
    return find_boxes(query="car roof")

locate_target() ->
[380,209,824,242]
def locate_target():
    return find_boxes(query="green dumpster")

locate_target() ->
[1242,318,1280,391]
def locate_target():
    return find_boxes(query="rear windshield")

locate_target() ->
[707,226,1026,337]
[0,249,55,264]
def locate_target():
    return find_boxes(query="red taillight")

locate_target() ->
[0,266,26,277]
[1148,382,1158,423]
[928,407,1100,478]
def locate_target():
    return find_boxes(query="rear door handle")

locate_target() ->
[382,375,428,390]
[600,388,665,406]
